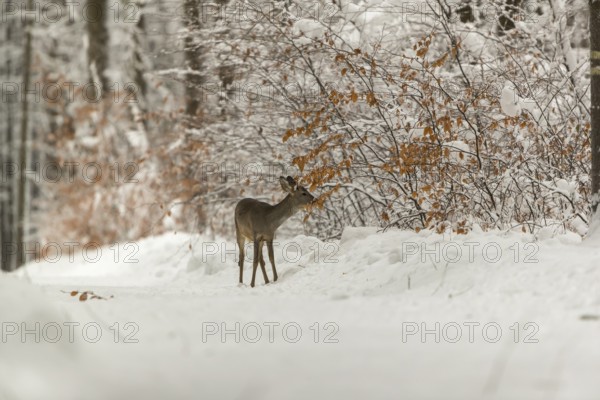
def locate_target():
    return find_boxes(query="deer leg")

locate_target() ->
[250,239,260,288]
[258,240,269,284]
[237,239,245,284]
[235,218,244,284]
[267,240,278,282]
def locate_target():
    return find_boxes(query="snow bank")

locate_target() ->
[18,232,197,286]
[16,224,597,306]
[19,227,595,301]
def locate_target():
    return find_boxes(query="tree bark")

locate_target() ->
[591,1,600,213]
[15,0,34,268]
[0,2,17,271]
[86,0,110,99]
[183,0,204,122]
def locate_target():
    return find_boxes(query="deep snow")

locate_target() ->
[2,227,600,400]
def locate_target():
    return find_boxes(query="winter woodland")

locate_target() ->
[1,0,600,399]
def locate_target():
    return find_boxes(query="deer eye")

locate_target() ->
[302,193,307,196]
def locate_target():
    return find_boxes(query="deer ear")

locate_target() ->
[279,176,294,192]
[286,176,297,188]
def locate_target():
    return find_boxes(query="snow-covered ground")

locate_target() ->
[2,228,600,400]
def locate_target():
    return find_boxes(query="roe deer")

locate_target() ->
[235,176,317,287]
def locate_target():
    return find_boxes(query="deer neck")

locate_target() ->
[268,194,296,230]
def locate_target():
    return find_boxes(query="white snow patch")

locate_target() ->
[446,140,470,164]
[500,83,522,117]
[293,19,324,38]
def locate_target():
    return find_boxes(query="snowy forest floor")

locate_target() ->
[2,228,600,400]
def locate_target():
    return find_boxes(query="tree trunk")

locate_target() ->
[133,5,147,103]
[183,0,204,123]
[15,0,34,268]
[0,2,17,271]
[590,1,600,214]
[86,0,110,99]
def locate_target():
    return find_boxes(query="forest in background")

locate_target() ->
[0,0,592,270]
